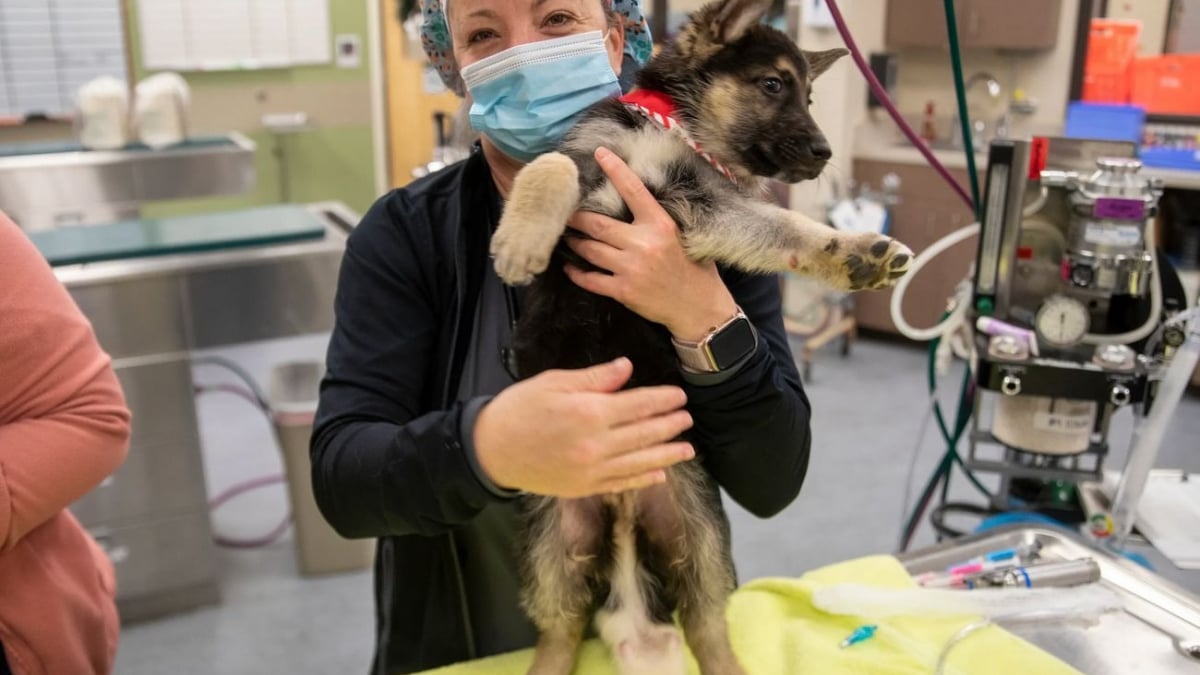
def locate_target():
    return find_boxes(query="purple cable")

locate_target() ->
[209,473,287,510]
[209,474,292,549]
[824,0,976,212]
[194,383,267,411]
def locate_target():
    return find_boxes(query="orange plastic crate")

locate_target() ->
[1131,54,1200,116]
[1083,72,1132,104]
[1085,19,1141,74]
[1081,19,1141,104]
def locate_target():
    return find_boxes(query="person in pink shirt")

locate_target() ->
[0,212,131,675]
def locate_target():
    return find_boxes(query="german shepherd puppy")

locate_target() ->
[491,1,912,673]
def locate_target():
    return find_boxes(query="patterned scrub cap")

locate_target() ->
[420,0,653,96]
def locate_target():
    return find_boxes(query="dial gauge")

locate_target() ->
[1035,295,1090,347]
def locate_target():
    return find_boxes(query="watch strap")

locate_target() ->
[671,308,750,373]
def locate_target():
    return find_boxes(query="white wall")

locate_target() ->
[789,0,1084,216]
[891,0,1081,131]
[789,0,888,218]
[1168,0,1200,53]
[1107,0,1171,55]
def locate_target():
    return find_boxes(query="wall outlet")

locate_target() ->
[335,34,362,69]
[801,0,836,29]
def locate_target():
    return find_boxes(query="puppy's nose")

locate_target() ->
[810,141,832,161]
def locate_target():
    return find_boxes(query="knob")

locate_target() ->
[1070,263,1095,287]
[1110,385,1131,406]
[1001,374,1022,396]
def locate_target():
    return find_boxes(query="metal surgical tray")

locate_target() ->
[899,526,1200,673]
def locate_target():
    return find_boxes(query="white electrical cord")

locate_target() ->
[889,223,980,342]
[890,218,1161,346]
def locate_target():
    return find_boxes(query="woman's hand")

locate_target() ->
[564,147,738,343]
[473,358,696,497]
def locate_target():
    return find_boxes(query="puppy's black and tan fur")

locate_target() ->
[491,1,913,673]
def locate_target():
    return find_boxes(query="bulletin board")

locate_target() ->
[0,0,128,118]
[137,0,332,71]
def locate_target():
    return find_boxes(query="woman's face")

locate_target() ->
[449,0,624,74]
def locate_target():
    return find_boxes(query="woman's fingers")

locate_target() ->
[601,469,668,494]
[566,236,623,273]
[568,211,630,248]
[600,442,695,492]
[605,385,687,426]
[594,147,673,228]
[604,410,694,456]
[564,264,621,299]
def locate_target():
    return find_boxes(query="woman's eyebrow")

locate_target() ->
[533,0,585,9]
[466,7,500,20]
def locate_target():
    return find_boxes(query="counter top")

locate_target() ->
[29,204,328,267]
[1143,166,1200,191]
[852,122,985,170]
[852,124,1200,191]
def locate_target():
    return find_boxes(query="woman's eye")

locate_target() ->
[468,29,497,44]
[544,12,574,27]
[761,77,784,94]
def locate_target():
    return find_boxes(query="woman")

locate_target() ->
[0,212,131,675]
[310,1,812,672]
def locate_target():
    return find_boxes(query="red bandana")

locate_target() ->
[619,89,739,185]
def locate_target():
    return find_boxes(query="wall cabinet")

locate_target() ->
[852,159,976,335]
[885,0,1062,51]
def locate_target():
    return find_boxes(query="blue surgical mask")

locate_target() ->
[460,31,621,163]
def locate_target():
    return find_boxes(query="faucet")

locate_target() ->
[952,72,1004,151]
[965,72,1002,99]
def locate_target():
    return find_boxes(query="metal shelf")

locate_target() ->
[1143,166,1200,191]
[0,133,257,230]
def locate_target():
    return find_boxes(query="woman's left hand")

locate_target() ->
[565,147,738,344]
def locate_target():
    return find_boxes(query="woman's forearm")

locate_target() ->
[0,214,131,551]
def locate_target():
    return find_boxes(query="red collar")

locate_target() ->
[619,90,738,185]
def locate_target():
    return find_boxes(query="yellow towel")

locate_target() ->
[419,555,1081,675]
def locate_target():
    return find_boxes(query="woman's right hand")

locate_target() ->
[472,357,695,497]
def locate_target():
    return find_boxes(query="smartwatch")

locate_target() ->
[671,308,757,373]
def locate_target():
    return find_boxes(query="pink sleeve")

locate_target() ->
[0,212,131,552]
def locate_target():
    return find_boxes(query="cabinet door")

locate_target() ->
[962,0,1061,50]
[886,0,957,49]
[851,160,976,335]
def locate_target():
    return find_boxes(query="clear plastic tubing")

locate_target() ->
[1109,310,1200,548]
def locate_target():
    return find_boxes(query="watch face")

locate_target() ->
[707,318,756,369]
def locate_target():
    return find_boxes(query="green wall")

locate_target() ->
[125,0,378,218]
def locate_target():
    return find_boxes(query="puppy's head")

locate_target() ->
[636,0,847,182]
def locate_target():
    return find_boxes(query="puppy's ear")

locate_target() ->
[707,0,774,44]
[804,48,849,79]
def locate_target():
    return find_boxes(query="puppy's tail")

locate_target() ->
[594,493,686,675]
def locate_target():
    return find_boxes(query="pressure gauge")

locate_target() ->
[1035,295,1090,347]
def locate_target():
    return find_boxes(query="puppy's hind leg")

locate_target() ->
[492,152,581,286]
[595,493,686,675]
[521,496,604,675]
[642,466,746,675]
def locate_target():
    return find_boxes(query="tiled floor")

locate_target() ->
[114,334,1200,674]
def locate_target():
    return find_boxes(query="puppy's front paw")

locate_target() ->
[843,234,912,290]
[490,220,559,286]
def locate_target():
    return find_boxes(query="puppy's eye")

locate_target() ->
[761,77,784,94]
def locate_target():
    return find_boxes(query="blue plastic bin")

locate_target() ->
[1064,102,1146,143]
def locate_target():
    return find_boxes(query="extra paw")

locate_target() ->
[490,221,558,286]
[843,235,913,291]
